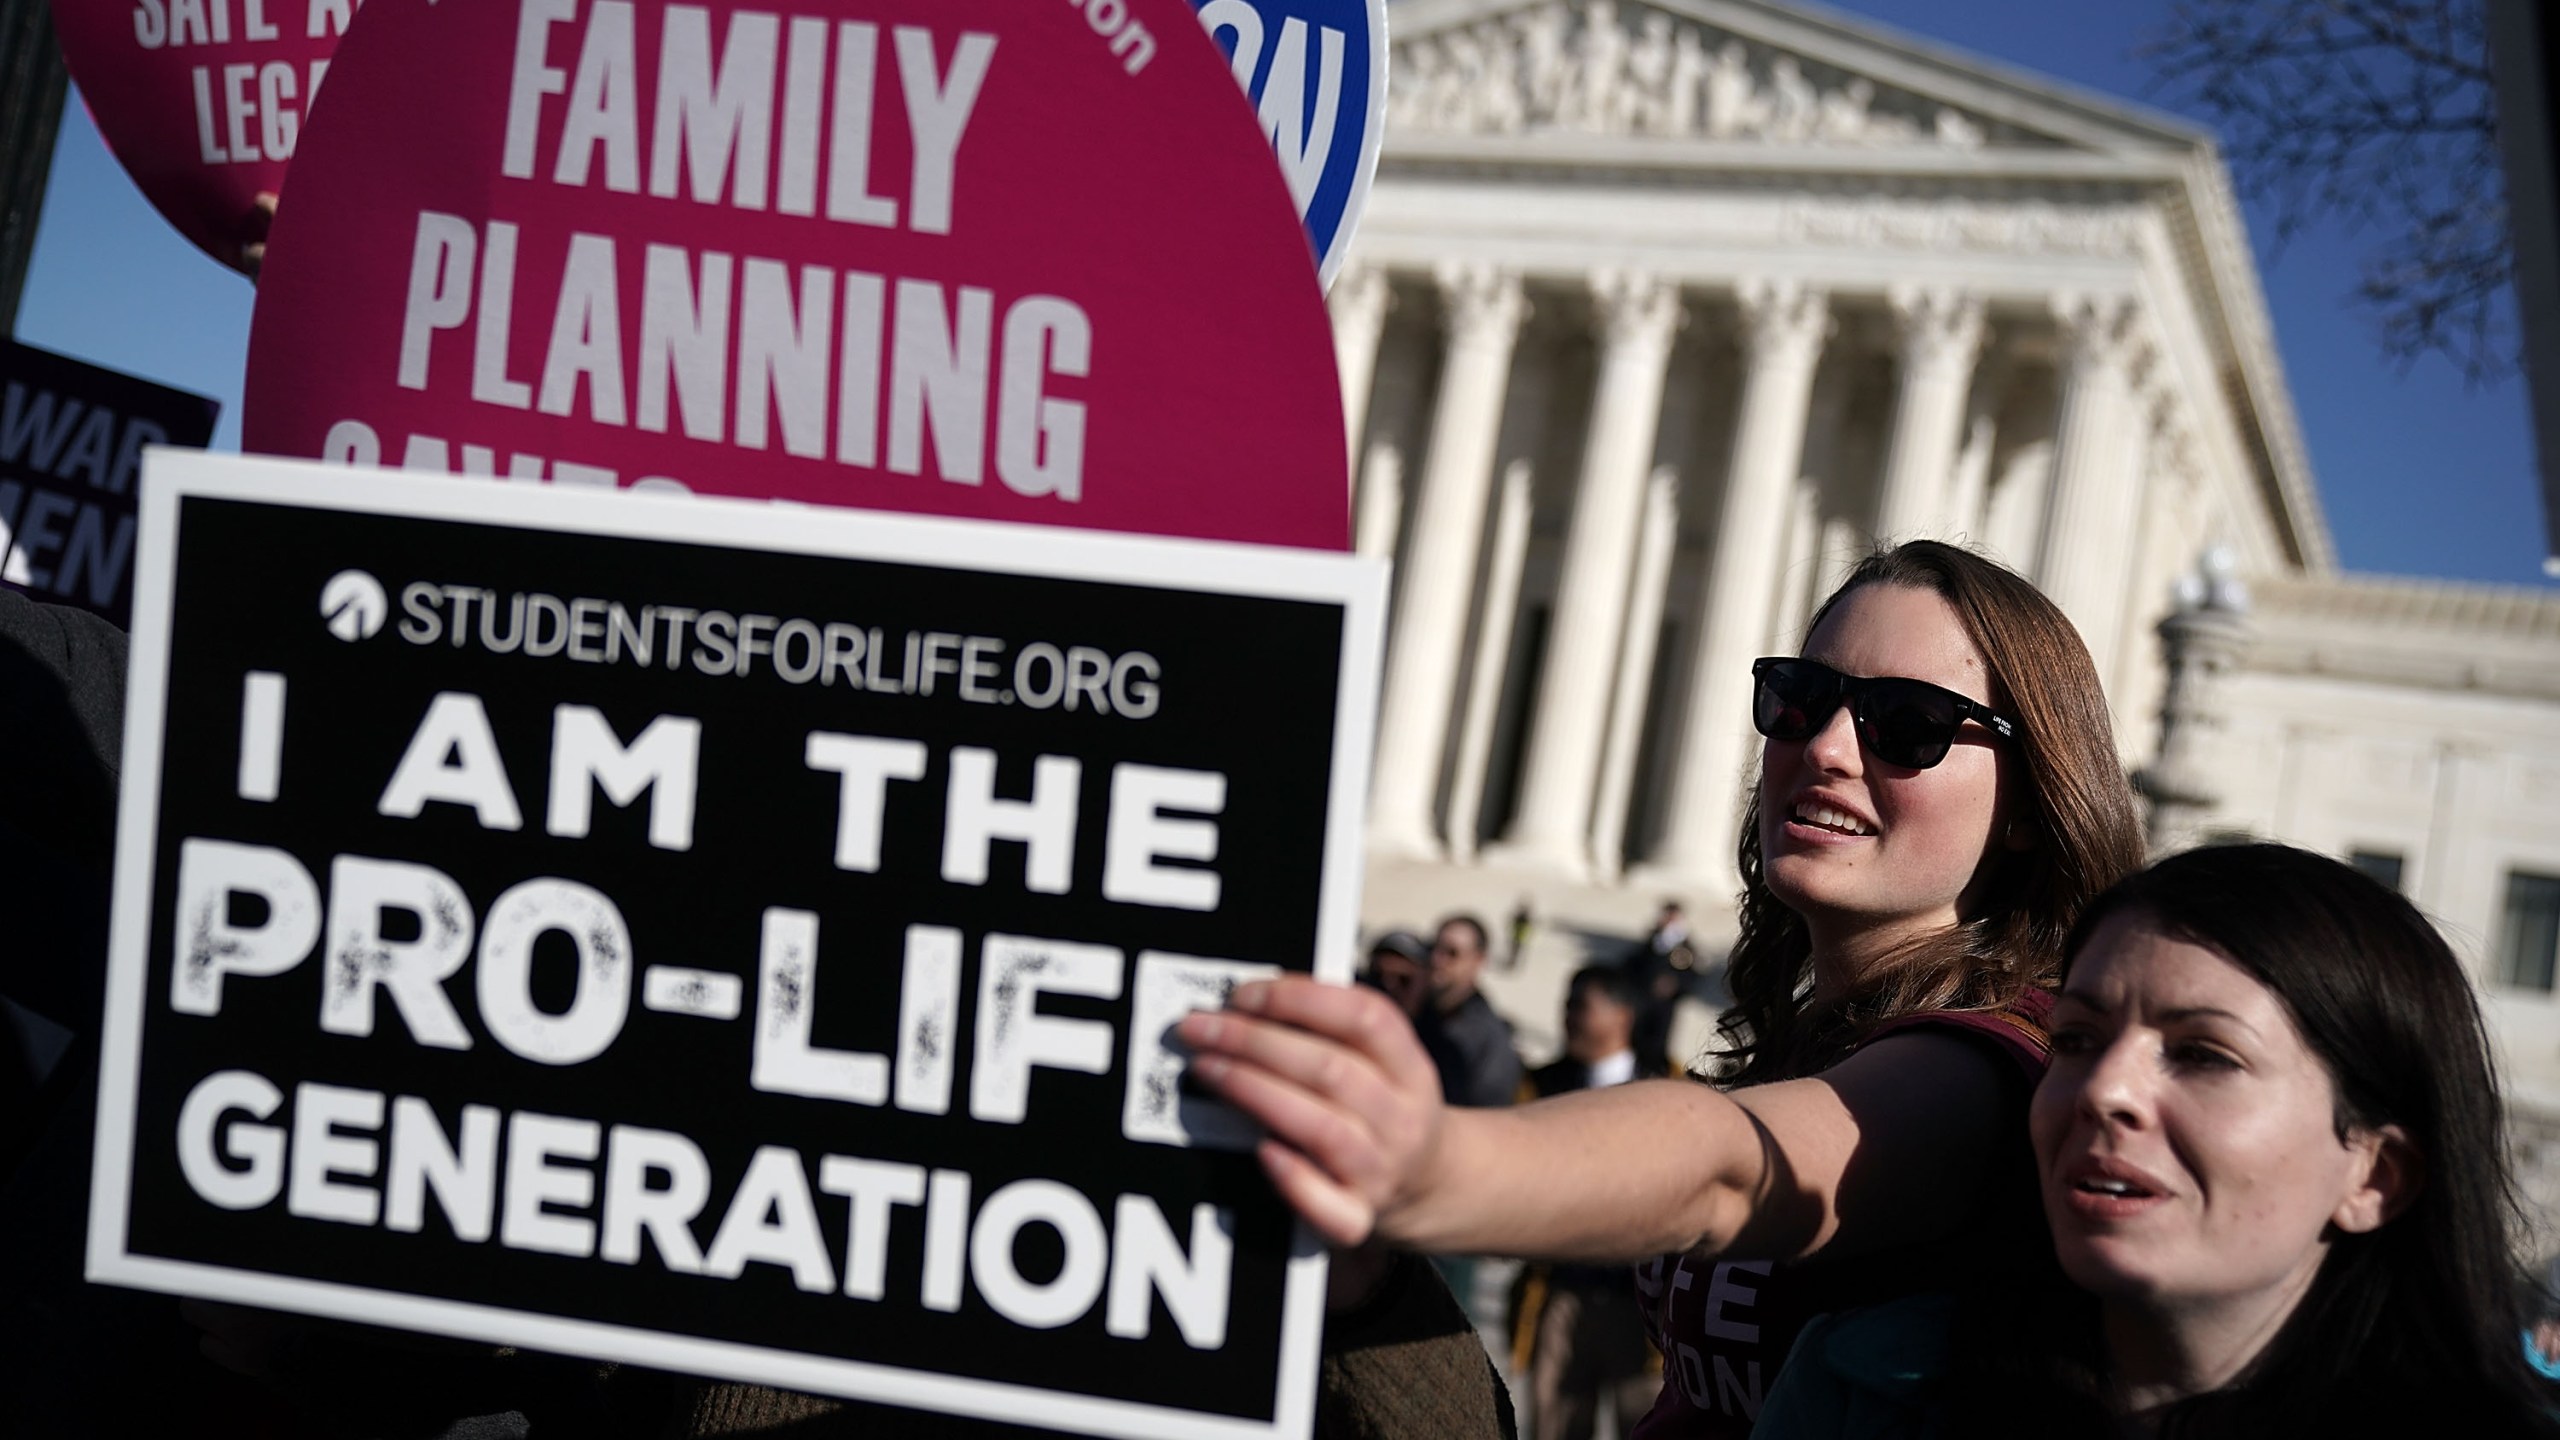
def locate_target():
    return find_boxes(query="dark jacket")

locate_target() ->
[1420,990,1523,1109]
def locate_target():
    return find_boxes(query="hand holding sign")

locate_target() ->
[92,451,1386,1438]
[1180,976,1452,1248]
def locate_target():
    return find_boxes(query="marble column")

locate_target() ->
[1766,370,1852,652]
[1353,440,1404,564]
[1487,270,1683,876]
[1444,461,1538,861]
[1871,285,1987,543]
[1638,280,1831,895]
[1329,263,1392,469]
[1983,434,2055,570]
[1366,264,1529,860]
[1941,353,2009,542]
[1767,473,1825,654]
[2109,422,2176,759]
[2037,293,2148,690]
[1589,466,1682,880]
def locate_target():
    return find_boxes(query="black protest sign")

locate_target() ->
[89,451,1382,1440]
[0,340,220,627]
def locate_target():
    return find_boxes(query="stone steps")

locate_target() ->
[1357,856,1733,1069]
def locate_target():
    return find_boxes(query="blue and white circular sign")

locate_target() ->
[1192,0,1387,287]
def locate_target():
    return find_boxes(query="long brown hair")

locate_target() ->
[1710,541,2145,1085]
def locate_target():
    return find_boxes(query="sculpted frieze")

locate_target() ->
[1389,0,2003,149]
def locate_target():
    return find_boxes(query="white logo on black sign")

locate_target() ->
[320,570,388,641]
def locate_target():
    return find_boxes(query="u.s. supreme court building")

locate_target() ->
[1331,0,2560,1234]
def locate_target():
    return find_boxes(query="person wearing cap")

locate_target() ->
[1362,930,1432,1022]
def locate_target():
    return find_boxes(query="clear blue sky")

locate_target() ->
[14,0,2553,589]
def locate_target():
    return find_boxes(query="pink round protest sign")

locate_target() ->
[51,0,360,270]
[243,0,1348,550]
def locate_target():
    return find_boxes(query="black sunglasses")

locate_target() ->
[1751,657,2018,770]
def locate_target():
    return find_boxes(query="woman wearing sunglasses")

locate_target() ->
[1181,541,2145,1436]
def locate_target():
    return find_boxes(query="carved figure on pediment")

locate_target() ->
[1816,77,1872,142]
[1477,25,1528,132]
[1442,30,1489,131]
[1664,27,1708,134]
[1812,79,1917,144]
[1622,14,1676,132]
[1934,107,1986,150]
[1387,36,1435,128]
[1863,108,1920,144]
[1569,0,1629,132]
[1515,3,1574,123]
[1767,55,1819,141]
[1704,40,1763,138]
[1385,0,2005,150]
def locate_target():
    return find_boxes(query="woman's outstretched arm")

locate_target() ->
[1179,976,2015,1264]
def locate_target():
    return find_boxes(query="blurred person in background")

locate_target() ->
[1418,913,1523,1110]
[1623,901,1702,1072]
[1414,913,1524,1324]
[1363,930,1433,1022]
[1511,966,1662,1440]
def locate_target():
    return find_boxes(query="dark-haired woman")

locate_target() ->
[1759,843,2557,1437]
[1181,541,2147,1435]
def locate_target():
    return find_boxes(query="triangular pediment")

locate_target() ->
[1385,0,2206,156]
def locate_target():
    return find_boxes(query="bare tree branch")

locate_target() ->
[2143,0,2514,383]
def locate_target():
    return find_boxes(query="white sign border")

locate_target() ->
[87,448,1388,1440]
